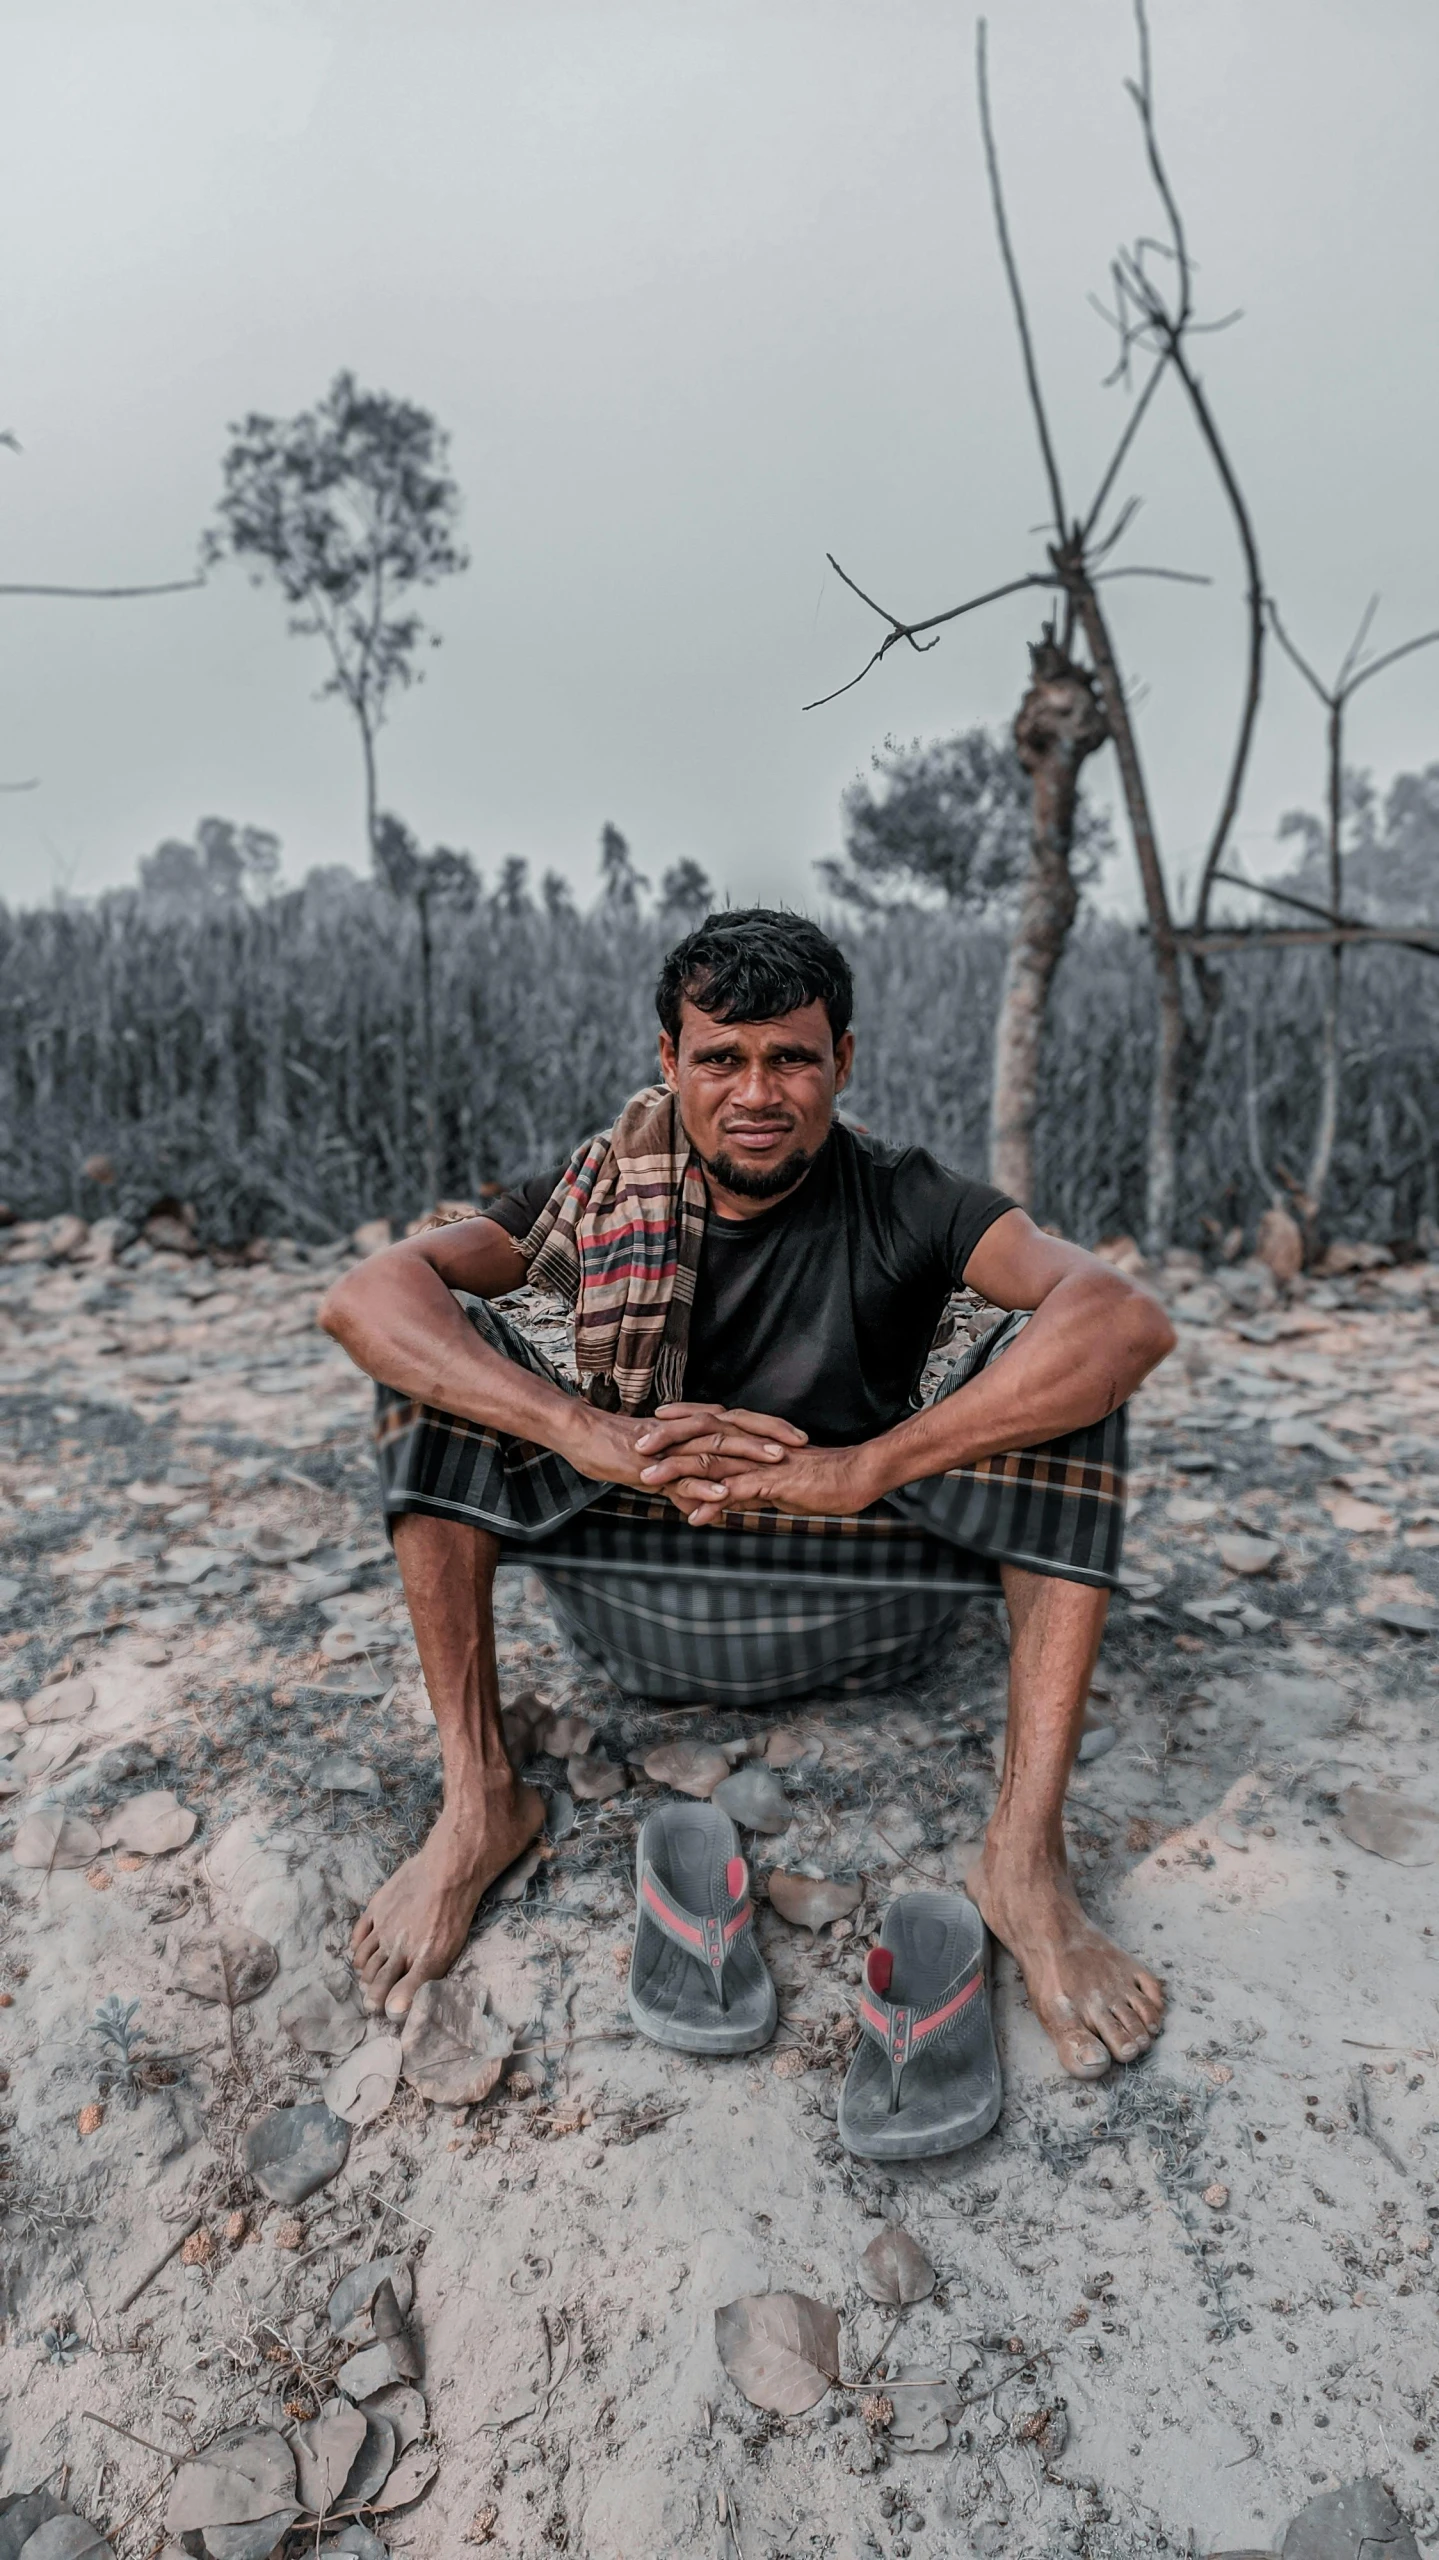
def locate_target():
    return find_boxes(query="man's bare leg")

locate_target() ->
[966,1565,1164,2078]
[350,1513,544,2021]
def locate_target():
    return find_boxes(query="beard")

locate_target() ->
[700,1141,816,1201]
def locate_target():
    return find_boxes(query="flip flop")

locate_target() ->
[838,1890,1001,2160]
[629,1802,777,2055]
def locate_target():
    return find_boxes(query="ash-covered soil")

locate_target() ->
[1,1228,1438,2557]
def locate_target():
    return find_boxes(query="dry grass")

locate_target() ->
[1,880,1435,1247]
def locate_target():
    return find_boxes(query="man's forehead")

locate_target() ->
[678,997,834,1046]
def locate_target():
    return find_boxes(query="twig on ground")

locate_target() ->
[83,2409,175,2461]
[113,2215,200,2314]
[1348,2068,1408,2178]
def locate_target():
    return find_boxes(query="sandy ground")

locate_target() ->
[1,1228,1438,2557]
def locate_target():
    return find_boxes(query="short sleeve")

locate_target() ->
[482,1165,567,1240]
[890,1148,1017,1286]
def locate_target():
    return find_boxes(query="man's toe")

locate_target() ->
[383,1956,437,2023]
[1056,2026,1111,2079]
[363,1950,408,2014]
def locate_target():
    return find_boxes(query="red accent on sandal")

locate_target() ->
[726,1855,747,1901]
[866,1947,894,1996]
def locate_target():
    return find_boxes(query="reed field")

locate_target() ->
[2,872,1436,1253]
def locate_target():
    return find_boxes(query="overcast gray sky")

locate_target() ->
[2,0,1437,915]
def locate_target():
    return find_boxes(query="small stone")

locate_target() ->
[225,2210,248,2245]
[181,2226,215,2265]
[272,2215,306,2250]
[78,2102,104,2135]
[1216,1532,1280,1576]
[1202,2183,1230,2211]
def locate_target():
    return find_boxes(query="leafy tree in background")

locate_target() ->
[1278,764,1439,922]
[137,816,281,909]
[658,857,715,924]
[204,372,467,866]
[598,821,649,917]
[816,725,1112,916]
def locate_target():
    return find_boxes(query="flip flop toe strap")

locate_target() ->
[640,1854,753,2010]
[857,1944,985,2113]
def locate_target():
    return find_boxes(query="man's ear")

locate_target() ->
[657,1028,680,1092]
[833,1030,856,1096]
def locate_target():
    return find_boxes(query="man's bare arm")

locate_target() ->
[859,1210,1174,1496]
[317,1219,801,1498]
[640,1209,1175,1520]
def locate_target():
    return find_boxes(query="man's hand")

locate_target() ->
[570,1401,808,1518]
[635,1403,879,1527]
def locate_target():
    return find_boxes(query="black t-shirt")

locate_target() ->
[485,1124,1014,1445]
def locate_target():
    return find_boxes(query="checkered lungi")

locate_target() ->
[373,1299,1126,1705]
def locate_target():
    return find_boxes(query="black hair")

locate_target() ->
[655,907,854,1045]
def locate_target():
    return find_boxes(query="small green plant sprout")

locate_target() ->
[92,1995,151,2108]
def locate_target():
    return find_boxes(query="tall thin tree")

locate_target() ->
[205,372,467,866]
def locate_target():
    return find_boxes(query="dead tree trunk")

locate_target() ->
[1070,575,1188,1259]
[989,636,1108,1203]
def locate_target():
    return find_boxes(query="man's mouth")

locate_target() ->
[720,1123,793,1152]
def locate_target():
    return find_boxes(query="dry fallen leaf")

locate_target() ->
[857,2225,936,2306]
[885,2360,971,2453]
[12,1810,102,1871]
[167,2427,298,2536]
[337,2409,398,2508]
[97,1789,196,1856]
[540,1711,593,1757]
[174,1925,279,2006]
[327,2257,414,2342]
[1339,1784,1439,1867]
[400,1975,514,2105]
[245,1524,319,1566]
[323,2036,403,2126]
[767,1871,863,1936]
[491,1840,544,1902]
[10,1724,85,1783]
[291,2405,366,2519]
[501,1690,548,1762]
[714,2291,840,2414]
[1321,1492,1394,1536]
[280,1981,365,2059]
[642,1740,729,1798]
[311,1751,381,1794]
[369,2440,440,2514]
[24,1675,95,1725]
[1215,1533,1280,1577]
[568,1749,626,1801]
[711,1766,792,1833]
[16,2517,114,2558]
[358,2382,428,2453]
[765,1729,822,1769]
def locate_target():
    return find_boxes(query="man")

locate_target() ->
[321,907,1174,2080]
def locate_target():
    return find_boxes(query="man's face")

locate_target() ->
[658,998,855,1202]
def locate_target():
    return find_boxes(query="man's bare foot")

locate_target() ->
[351,1776,545,2022]
[966,1832,1164,2079]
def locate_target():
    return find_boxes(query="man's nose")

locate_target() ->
[730,1059,784,1110]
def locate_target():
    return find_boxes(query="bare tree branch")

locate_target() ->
[976,19,1067,538]
[1082,356,1169,541]
[803,561,1059,710]
[1210,865,1439,957]
[0,578,204,600]
[1348,622,1439,697]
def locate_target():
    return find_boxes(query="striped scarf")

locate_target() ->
[518,1084,707,1414]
